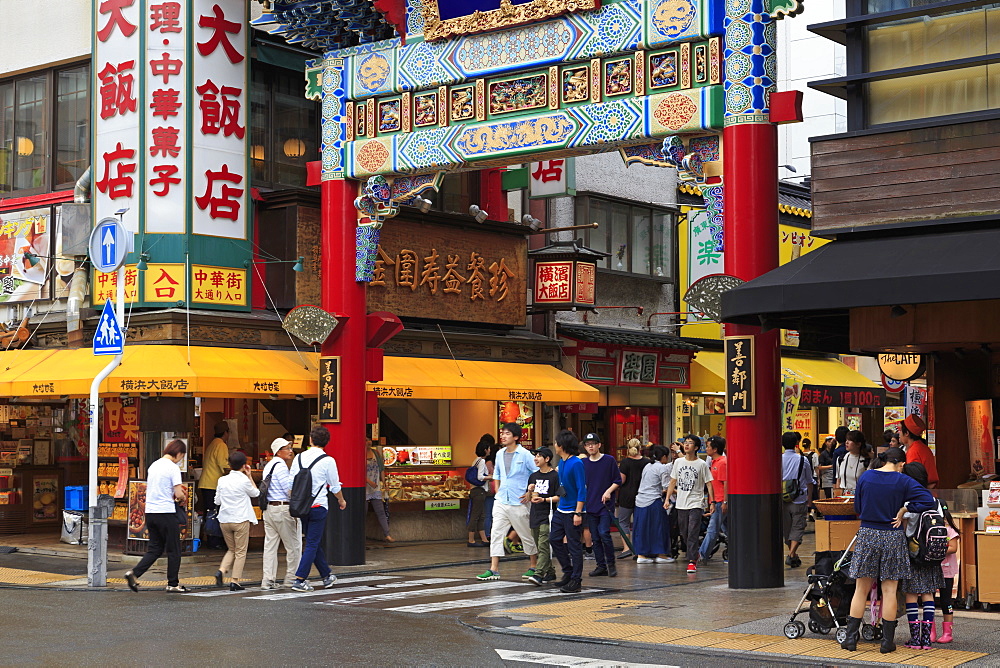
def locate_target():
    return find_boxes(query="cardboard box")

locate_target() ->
[976,533,1000,603]
[815,519,860,552]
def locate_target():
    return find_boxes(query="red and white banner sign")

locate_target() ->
[94,0,247,239]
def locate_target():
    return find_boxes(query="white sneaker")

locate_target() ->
[656,556,676,563]
[259,580,278,591]
[291,580,314,592]
[322,574,338,588]
[636,556,655,564]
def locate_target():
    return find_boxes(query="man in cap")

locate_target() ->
[476,422,539,581]
[581,432,621,578]
[901,414,938,488]
[198,420,232,549]
[260,437,302,590]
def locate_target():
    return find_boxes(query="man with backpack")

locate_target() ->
[781,431,814,568]
[259,437,302,590]
[289,425,346,592]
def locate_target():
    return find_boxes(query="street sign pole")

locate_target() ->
[87,230,131,587]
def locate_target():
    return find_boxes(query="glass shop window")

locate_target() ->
[378,399,451,446]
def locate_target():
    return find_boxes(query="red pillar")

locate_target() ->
[723,122,783,588]
[320,178,367,565]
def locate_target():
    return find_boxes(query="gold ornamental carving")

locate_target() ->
[421,0,600,42]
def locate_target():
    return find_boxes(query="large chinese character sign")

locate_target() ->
[94,0,249,309]
[724,335,755,416]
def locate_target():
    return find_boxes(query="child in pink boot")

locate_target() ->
[935,507,960,644]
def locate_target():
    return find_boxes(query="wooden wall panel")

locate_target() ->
[811,119,1000,231]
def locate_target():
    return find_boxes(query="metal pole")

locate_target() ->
[87,265,125,587]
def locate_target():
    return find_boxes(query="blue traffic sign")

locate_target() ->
[89,217,130,273]
[93,300,124,356]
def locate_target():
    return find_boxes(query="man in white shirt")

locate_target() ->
[289,425,346,592]
[125,440,188,592]
[665,435,713,574]
[261,437,302,590]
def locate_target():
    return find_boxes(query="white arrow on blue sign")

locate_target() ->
[89,217,130,273]
[93,299,124,356]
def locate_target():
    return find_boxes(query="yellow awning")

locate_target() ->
[0,349,60,395]
[688,351,726,393]
[687,351,879,394]
[7,346,319,398]
[368,356,599,403]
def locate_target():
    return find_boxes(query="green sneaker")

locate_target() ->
[476,570,500,581]
[521,568,536,580]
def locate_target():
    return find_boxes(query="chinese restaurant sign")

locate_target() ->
[798,385,886,409]
[93,0,249,307]
[319,356,340,422]
[724,335,754,416]
[529,159,574,198]
[367,219,526,326]
[619,350,659,386]
[102,396,140,443]
[534,260,596,310]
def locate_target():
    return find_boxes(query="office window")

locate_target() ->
[0,63,88,197]
[863,4,1000,124]
[576,196,673,278]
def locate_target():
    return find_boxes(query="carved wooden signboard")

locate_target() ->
[366,219,526,326]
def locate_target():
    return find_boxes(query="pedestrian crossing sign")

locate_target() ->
[93,299,124,356]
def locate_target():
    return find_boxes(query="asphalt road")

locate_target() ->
[0,584,844,667]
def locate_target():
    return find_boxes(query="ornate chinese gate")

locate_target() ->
[257,0,804,588]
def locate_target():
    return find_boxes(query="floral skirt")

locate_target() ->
[849,527,912,582]
[901,559,945,594]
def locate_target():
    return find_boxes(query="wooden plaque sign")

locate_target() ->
[367,219,527,326]
[724,335,755,416]
[319,356,341,423]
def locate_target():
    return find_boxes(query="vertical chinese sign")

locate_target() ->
[93,0,249,309]
[319,357,341,422]
[528,159,574,198]
[725,335,755,416]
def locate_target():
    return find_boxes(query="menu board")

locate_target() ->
[32,475,59,521]
[382,446,452,467]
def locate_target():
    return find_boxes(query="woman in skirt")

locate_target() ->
[900,462,944,650]
[842,447,936,654]
[632,445,674,563]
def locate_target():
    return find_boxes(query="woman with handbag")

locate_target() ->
[213,451,259,591]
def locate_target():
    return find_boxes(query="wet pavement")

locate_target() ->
[2,529,999,666]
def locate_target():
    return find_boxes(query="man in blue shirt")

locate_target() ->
[476,423,538,581]
[550,429,587,593]
[781,431,814,568]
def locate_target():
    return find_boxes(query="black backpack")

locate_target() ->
[782,455,808,503]
[908,502,950,565]
[257,459,279,512]
[289,452,329,518]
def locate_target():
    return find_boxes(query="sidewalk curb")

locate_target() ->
[460,616,902,668]
[0,552,528,592]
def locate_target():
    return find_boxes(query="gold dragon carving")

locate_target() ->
[421,0,600,42]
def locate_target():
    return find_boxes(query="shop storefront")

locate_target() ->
[556,324,697,456]
[682,350,884,443]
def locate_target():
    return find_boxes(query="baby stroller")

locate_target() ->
[783,543,856,641]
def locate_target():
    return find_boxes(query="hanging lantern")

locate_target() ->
[529,240,609,312]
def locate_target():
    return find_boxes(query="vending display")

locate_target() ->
[384,468,468,503]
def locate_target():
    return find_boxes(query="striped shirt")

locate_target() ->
[263,458,294,502]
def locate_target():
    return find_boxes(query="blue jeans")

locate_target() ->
[295,506,331,581]
[549,511,583,581]
[587,509,615,568]
[699,506,727,560]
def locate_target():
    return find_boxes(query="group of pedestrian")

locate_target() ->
[124,425,348,594]
[473,425,726,593]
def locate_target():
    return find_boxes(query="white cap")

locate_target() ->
[270,437,292,454]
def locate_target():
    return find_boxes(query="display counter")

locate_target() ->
[976,531,1000,610]
[373,465,470,541]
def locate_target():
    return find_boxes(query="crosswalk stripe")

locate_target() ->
[385,587,601,614]
[495,649,678,668]
[249,577,460,602]
[185,574,402,598]
[314,580,525,606]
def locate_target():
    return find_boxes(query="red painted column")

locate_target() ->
[320,178,367,565]
[723,121,783,588]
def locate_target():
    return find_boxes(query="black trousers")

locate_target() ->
[550,511,583,581]
[132,512,182,586]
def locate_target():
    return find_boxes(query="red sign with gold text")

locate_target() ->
[102,397,140,443]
